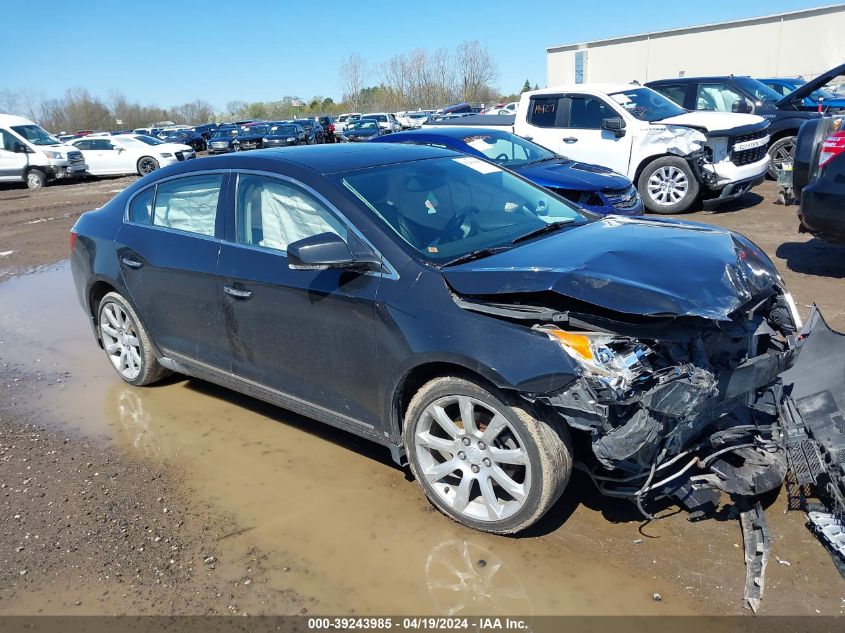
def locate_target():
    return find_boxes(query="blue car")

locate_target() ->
[759,77,845,112]
[371,127,643,215]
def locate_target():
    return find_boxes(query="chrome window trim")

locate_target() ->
[123,169,230,243]
[232,169,399,281]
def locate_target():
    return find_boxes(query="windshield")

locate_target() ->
[213,128,237,138]
[459,132,555,167]
[269,125,297,135]
[733,77,782,103]
[608,87,685,121]
[337,156,587,265]
[133,135,164,145]
[243,125,269,135]
[348,121,378,131]
[10,124,61,146]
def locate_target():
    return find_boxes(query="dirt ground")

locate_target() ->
[0,173,844,617]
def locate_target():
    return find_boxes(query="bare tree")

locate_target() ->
[339,52,366,111]
[455,41,499,103]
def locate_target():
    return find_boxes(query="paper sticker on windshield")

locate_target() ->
[453,156,501,174]
[610,93,631,104]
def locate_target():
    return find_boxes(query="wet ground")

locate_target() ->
[1,177,844,616]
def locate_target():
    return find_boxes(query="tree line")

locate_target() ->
[0,40,528,133]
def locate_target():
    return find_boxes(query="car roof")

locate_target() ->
[390,127,510,141]
[187,143,456,174]
[648,76,753,84]
[529,82,639,95]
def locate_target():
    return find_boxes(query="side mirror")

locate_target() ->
[12,141,30,153]
[732,99,753,114]
[601,117,626,137]
[287,232,380,272]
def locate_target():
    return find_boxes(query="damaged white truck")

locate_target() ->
[428,84,771,213]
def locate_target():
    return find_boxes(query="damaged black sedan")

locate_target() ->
[70,144,845,537]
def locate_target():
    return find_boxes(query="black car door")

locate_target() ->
[216,171,384,431]
[115,170,233,371]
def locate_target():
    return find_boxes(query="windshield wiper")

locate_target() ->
[441,246,511,267]
[511,220,574,244]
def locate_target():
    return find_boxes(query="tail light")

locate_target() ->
[818,130,845,169]
[328,123,335,133]
[69,230,78,252]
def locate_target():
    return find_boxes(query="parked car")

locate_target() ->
[0,113,88,188]
[235,123,270,151]
[293,119,324,144]
[405,111,433,128]
[159,129,207,152]
[361,112,400,133]
[191,123,219,140]
[335,113,361,135]
[430,85,771,214]
[759,78,845,112]
[342,119,386,142]
[71,134,195,176]
[69,143,844,535]
[314,115,337,143]
[207,126,240,154]
[793,115,845,243]
[262,123,306,147]
[374,127,642,215]
[646,68,845,178]
[486,102,518,115]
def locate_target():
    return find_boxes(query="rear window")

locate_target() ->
[527,97,560,127]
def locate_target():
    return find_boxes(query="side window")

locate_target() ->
[567,96,613,129]
[763,82,789,97]
[129,187,155,224]
[74,140,92,150]
[236,174,347,252]
[0,129,18,152]
[152,174,223,236]
[696,83,744,112]
[652,84,687,106]
[527,96,561,127]
[90,139,113,150]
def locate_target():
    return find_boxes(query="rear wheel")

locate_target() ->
[637,156,699,214]
[767,135,797,179]
[97,292,169,386]
[404,376,572,534]
[25,169,46,189]
[137,156,159,176]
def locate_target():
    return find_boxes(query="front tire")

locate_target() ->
[25,169,46,189]
[637,156,699,214]
[97,292,169,386]
[404,376,572,534]
[137,156,159,176]
[767,135,797,179]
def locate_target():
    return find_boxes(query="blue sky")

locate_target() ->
[0,0,834,109]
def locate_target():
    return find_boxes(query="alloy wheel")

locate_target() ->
[138,158,157,175]
[772,139,796,170]
[100,302,143,381]
[414,395,532,522]
[647,165,689,206]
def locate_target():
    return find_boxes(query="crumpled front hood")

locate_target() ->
[443,216,780,321]
[515,160,630,191]
[657,111,767,132]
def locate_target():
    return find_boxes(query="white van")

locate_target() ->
[0,113,88,189]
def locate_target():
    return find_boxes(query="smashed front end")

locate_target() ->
[446,221,845,538]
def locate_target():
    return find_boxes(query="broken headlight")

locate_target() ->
[535,325,653,398]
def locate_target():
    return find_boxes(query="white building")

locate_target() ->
[547,4,845,86]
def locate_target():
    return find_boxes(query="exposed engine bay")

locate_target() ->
[452,286,845,583]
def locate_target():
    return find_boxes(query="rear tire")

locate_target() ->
[97,292,169,386]
[25,169,46,189]
[767,135,797,179]
[637,156,699,214]
[404,376,572,534]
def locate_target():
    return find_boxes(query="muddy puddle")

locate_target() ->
[2,264,841,616]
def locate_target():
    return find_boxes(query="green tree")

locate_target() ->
[521,79,531,93]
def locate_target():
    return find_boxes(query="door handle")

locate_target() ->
[120,255,143,269]
[223,284,253,300]
[562,137,578,144]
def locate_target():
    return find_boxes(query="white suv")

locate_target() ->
[362,112,400,133]
[514,84,771,213]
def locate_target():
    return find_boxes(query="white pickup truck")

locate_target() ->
[427,83,771,213]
